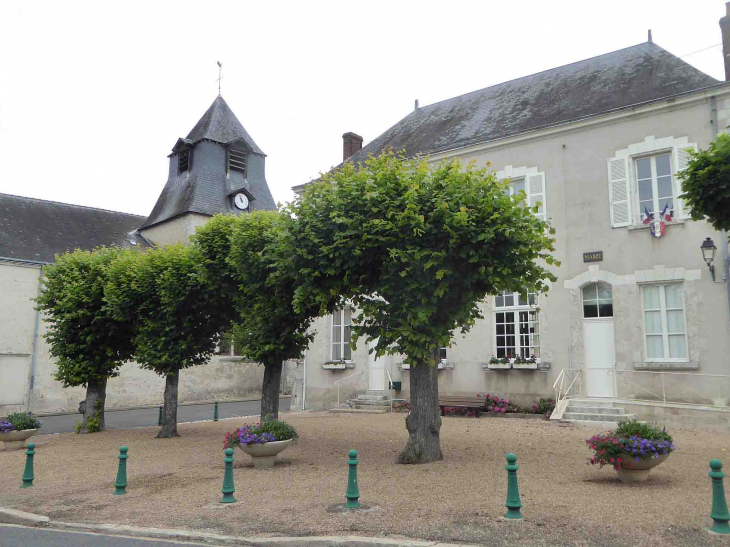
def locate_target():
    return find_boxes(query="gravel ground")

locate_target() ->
[1,412,729,547]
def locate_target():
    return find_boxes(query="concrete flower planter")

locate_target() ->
[0,429,37,450]
[485,362,512,370]
[238,439,293,469]
[616,453,670,483]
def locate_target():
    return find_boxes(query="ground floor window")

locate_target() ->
[642,283,687,360]
[495,309,540,358]
[439,347,447,361]
[332,307,352,360]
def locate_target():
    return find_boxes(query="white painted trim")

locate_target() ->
[564,264,701,289]
[495,165,539,180]
[612,135,689,159]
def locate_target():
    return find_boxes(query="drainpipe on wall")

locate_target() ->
[302,352,307,410]
[26,266,44,414]
[710,96,730,319]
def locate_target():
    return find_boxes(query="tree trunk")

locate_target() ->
[80,378,107,434]
[157,370,180,438]
[397,353,443,464]
[261,361,283,421]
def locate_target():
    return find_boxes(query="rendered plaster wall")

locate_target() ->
[301,92,730,409]
[139,212,211,247]
[619,402,730,432]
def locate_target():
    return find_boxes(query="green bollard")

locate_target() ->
[20,443,35,489]
[345,449,360,508]
[214,402,219,422]
[114,446,128,495]
[504,453,523,519]
[220,448,236,503]
[709,459,730,534]
[158,405,163,426]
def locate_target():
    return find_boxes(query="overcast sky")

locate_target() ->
[0,0,726,217]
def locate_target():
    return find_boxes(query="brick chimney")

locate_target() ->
[721,2,730,80]
[342,132,363,161]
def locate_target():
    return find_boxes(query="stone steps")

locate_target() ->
[329,408,387,414]
[351,404,392,411]
[563,412,635,422]
[559,398,635,428]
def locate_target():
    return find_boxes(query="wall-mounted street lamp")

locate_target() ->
[701,237,718,281]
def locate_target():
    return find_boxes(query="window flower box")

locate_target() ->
[322,360,350,370]
[400,361,453,371]
[485,356,513,370]
[513,357,541,370]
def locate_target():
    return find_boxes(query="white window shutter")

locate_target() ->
[527,172,546,220]
[607,157,631,227]
[674,143,698,219]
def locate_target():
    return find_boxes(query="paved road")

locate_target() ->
[36,398,291,436]
[0,524,218,546]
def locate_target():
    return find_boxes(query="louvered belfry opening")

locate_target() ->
[228,147,247,176]
[178,148,190,174]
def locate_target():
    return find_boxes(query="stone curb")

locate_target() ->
[0,507,50,526]
[1,508,482,546]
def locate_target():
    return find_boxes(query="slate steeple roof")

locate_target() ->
[140,96,276,230]
[185,95,264,155]
[342,42,722,166]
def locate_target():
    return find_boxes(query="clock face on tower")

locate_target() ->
[234,193,249,210]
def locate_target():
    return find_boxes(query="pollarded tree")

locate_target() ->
[288,150,558,464]
[193,213,332,420]
[105,244,229,438]
[679,133,730,232]
[35,247,136,433]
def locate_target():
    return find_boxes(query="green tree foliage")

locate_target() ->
[679,133,730,232]
[35,247,136,433]
[105,244,229,438]
[193,212,332,419]
[287,150,558,463]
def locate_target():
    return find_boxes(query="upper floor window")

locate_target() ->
[636,154,674,221]
[439,347,447,361]
[228,147,247,176]
[496,166,547,221]
[582,282,613,318]
[608,136,697,228]
[332,307,352,361]
[642,283,687,361]
[178,148,190,174]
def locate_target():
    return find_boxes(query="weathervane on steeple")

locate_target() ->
[216,61,224,95]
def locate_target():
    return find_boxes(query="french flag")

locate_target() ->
[643,206,652,225]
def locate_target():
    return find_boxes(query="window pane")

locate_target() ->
[496,312,504,323]
[439,347,447,360]
[598,302,613,317]
[665,285,683,309]
[583,283,597,301]
[344,307,352,325]
[529,293,537,306]
[518,293,528,306]
[597,283,612,300]
[667,310,685,334]
[333,327,341,344]
[639,199,654,216]
[584,303,598,318]
[497,347,506,358]
[496,324,505,335]
[333,310,341,327]
[343,344,352,360]
[506,322,515,335]
[637,158,651,180]
[504,293,514,307]
[644,311,663,334]
[495,294,504,307]
[668,335,686,359]
[344,326,351,343]
[643,286,661,310]
[658,198,673,215]
[655,154,671,177]
[505,312,514,323]
[497,335,505,346]
[506,336,515,348]
[657,176,673,199]
[638,179,653,202]
[333,344,341,360]
[512,179,525,196]
[646,335,664,359]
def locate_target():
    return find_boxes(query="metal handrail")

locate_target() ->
[334,370,364,406]
[385,370,394,413]
[553,368,582,415]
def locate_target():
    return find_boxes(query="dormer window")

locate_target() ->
[228,147,247,176]
[178,148,190,174]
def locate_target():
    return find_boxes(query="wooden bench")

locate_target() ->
[438,396,486,414]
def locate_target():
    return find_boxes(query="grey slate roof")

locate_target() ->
[186,95,264,155]
[141,96,276,229]
[344,42,721,165]
[0,193,149,263]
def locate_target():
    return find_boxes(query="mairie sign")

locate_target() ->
[583,251,603,263]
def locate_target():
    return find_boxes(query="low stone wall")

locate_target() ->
[620,401,730,432]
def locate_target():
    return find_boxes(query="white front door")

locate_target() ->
[368,340,385,391]
[584,320,615,398]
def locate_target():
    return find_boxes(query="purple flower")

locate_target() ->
[0,420,12,434]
